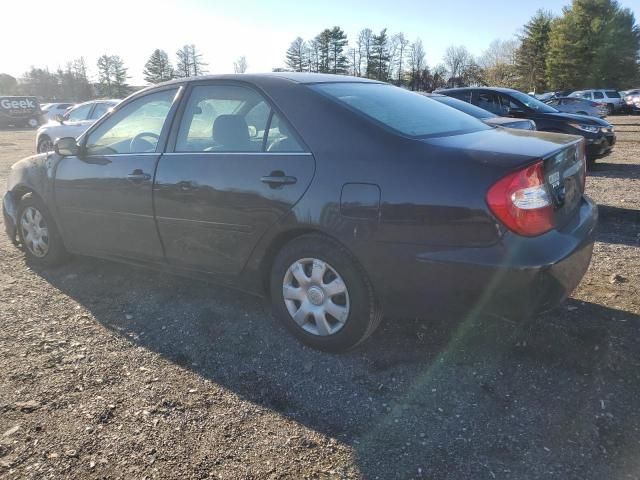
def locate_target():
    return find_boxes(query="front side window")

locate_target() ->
[312,83,488,138]
[86,89,178,155]
[473,92,504,115]
[176,84,303,153]
[66,103,92,122]
[593,91,604,99]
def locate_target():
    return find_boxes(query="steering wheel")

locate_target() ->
[130,132,160,152]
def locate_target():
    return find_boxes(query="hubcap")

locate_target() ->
[282,258,350,336]
[20,206,49,257]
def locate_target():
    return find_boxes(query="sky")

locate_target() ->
[2,0,639,84]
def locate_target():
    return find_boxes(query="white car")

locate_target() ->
[569,89,624,115]
[40,102,75,122]
[36,99,120,153]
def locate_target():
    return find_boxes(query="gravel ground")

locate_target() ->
[0,118,639,479]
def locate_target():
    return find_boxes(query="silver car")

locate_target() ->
[545,97,608,118]
[569,89,623,114]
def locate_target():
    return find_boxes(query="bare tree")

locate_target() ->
[357,28,374,77]
[479,39,519,87]
[443,45,473,82]
[233,56,248,73]
[407,39,426,90]
[394,33,410,85]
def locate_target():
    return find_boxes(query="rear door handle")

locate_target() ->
[261,172,297,188]
[127,169,151,183]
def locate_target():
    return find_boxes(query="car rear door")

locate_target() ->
[54,86,181,261]
[153,81,315,276]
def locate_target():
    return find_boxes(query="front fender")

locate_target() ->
[3,152,60,242]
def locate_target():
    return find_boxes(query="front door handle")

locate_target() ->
[127,169,151,183]
[261,171,297,188]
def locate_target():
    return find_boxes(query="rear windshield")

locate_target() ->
[605,91,621,98]
[430,95,497,119]
[311,83,489,138]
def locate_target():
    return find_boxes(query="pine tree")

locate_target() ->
[546,0,640,90]
[315,29,332,73]
[515,10,553,93]
[369,29,390,80]
[111,56,129,98]
[143,49,174,84]
[96,55,114,97]
[328,26,348,74]
[285,37,307,72]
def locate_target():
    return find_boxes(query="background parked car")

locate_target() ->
[424,93,536,130]
[0,96,42,128]
[40,102,75,122]
[569,89,623,114]
[439,87,615,163]
[36,99,119,153]
[622,89,640,112]
[545,97,608,118]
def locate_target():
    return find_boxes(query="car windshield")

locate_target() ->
[311,82,489,138]
[430,95,497,119]
[509,90,558,113]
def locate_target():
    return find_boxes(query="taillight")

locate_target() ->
[486,161,554,237]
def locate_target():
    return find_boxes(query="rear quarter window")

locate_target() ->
[605,91,621,98]
[311,83,488,138]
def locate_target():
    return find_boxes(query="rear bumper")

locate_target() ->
[2,191,18,244]
[366,196,598,320]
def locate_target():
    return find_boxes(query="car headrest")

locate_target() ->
[212,115,249,150]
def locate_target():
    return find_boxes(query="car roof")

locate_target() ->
[438,86,520,94]
[156,72,383,88]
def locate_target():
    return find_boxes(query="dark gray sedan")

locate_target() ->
[3,74,596,351]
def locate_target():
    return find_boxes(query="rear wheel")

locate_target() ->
[270,234,382,352]
[607,104,614,115]
[17,196,68,266]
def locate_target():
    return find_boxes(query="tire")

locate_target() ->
[26,118,39,129]
[17,195,68,266]
[269,234,382,352]
[37,135,53,154]
[607,104,614,115]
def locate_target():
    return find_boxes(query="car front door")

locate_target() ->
[153,82,315,276]
[54,86,181,261]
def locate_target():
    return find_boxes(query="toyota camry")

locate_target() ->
[3,73,597,351]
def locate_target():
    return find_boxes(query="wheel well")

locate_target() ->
[259,228,318,294]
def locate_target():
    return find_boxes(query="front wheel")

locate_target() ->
[17,196,68,266]
[37,135,53,153]
[270,234,382,352]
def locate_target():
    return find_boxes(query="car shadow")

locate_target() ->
[590,162,640,179]
[29,256,640,479]
[597,205,640,247]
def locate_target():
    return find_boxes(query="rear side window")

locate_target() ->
[175,84,303,153]
[88,103,111,120]
[66,103,92,121]
[605,91,621,98]
[593,91,604,99]
[312,83,488,138]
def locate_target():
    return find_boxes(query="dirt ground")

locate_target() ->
[0,117,638,480]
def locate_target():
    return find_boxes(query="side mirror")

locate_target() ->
[508,107,525,117]
[55,114,65,124]
[54,137,80,157]
[248,125,258,138]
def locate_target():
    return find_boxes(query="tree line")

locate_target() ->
[0,44,241,101]
[283,0,640,92]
